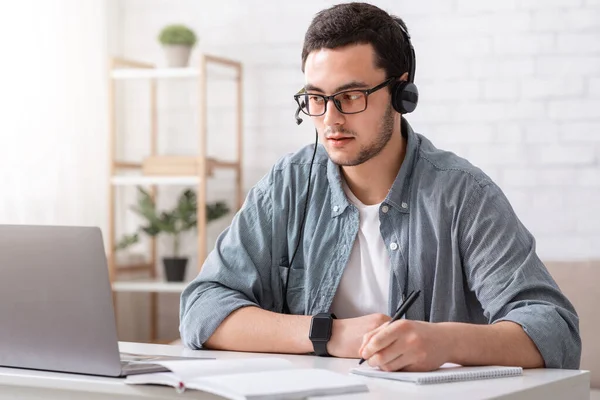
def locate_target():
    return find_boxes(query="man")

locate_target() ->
[180,2,581,371]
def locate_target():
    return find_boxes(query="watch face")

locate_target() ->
[309,316,332,341]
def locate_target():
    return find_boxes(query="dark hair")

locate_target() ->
[301,2,411,82]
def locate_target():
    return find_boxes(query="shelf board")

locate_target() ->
[208,159,239,170]
[111,68,199,80]
[110,176,201,186]
[110,67,238,81]
[112,280,189,293]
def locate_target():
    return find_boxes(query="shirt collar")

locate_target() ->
[386,117,419,214]
[326,117,419,217]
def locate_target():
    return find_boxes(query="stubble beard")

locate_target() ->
[328,104,395,167]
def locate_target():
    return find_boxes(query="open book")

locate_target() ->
[351,362,523,385]
[126,357,369,400]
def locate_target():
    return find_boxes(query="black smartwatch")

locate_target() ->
[309,312,337,356]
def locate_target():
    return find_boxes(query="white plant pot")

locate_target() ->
[163,45,192,67]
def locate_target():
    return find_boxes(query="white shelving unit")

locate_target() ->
[110,175,201,186]
[110,66,235,81]
[111,280,188,294]
[107,55,244,341]
[110,68,199,80]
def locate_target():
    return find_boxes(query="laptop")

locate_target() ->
[0,224,209,377]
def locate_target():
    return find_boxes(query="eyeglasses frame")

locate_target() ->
[293,77,397,117]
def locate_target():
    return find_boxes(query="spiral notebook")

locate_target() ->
[351,363,523,385]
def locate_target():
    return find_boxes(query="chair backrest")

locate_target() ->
[545,260,599,388]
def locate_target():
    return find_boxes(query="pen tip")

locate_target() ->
[358,358,365,365]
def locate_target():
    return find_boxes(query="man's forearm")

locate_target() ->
[442,321,544,368]
[204,306,314,354]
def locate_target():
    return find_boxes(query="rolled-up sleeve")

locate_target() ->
[459,182,581,369]
[179,177,274,349]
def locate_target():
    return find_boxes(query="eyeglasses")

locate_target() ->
[293,77,396,117]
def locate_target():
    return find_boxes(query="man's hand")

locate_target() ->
[358,320,450,372]
[327,314,391,358]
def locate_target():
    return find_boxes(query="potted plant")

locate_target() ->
[116,187,229,282]
[158,24,198,67]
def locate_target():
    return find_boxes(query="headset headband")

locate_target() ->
[394,19,416,84]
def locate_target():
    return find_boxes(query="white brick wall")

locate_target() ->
[116,0,600,266]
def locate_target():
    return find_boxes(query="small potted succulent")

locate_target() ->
[116,187,229,282]
[158,24,198,67]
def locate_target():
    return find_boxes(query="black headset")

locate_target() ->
[283,19,417,314]
[390,19,419,115]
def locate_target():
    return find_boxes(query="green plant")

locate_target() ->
[116,187,229,258]
[158,24,197,46]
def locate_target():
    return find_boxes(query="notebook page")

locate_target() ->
[187,368,369,400]
[137,358,295,382]
[351,363,523,385]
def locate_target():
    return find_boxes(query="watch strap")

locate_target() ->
[313,340,330,357]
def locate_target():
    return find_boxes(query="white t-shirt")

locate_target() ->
[330,181,391,319]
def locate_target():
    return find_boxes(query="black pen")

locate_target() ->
[358,289,421,365]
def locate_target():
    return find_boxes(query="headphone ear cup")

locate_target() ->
[391,81,419,114]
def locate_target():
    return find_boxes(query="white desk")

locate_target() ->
[0,341,590,400]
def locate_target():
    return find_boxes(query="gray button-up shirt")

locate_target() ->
[180,119,581,369]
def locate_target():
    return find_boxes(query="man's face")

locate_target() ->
[303,43,396,167]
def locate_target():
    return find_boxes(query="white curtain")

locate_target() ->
[0,1,109,236]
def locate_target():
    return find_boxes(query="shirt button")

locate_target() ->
[381,205,389,213]
[333,205,339,212]
[401,202,408,209]
[390,242,398,251]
